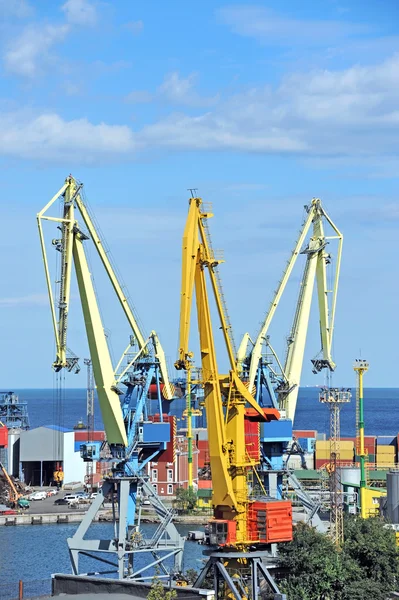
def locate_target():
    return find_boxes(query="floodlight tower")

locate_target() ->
[353,359,369,519]
[84,358,94,493]
[319,387,351,546]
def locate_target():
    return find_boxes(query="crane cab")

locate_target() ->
[208,519,237,546]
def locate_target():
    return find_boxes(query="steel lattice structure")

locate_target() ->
[319,387,351,546]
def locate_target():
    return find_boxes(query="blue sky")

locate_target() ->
[0,0,398,389]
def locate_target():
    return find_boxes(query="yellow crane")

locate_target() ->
[175,196,292,599]
[238,198,343,422]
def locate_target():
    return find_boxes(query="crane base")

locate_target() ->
[67,476,184,580]
[194,550,286,600]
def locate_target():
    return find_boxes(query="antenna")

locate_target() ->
[187,188,198,198]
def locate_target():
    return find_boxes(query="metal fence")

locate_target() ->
[0,579,51,600]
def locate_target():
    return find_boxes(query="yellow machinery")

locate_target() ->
[0,461,27,508]
[237,198,343,421]
[175,196,292,599]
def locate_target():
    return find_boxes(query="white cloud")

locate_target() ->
[4,24,69,77]
[124,20,143,35]
[0,112,135,162]
[61,0,97,26]
[158,72,219,107]
[0,54,398,163]
[0,0,33,19]
[218,5,370,46]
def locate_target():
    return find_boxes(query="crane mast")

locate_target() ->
[242,198,343,422]
[37,176,183,580]
[175,197,292,598]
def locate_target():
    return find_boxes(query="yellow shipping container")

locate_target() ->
[377,446,395,453]
[316,441,353,450]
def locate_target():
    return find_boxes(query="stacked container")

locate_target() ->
[314,440,354,469]
[376,436,397,468]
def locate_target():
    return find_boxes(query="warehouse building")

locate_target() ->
[19,425,86,486]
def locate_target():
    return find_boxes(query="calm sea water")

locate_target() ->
[0,522,204,599]
[10,387,399,438]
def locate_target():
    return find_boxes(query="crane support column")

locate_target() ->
[354,359,369,519]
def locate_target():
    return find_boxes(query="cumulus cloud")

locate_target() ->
[61,0,97,26]
[4,24,69,77]
[218,5,370,46]
[0,54,398,163]
[158,72,219,107]
[0,112,135,162]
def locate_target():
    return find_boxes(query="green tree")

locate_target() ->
[277,517,399,600]
[148,572,177,600]
[341,516,399,599]
[174,486,197,512]
[278,522,341,600]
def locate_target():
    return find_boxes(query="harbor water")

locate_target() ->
[0,522,205,599]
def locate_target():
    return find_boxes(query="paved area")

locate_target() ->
[22,486,90,515]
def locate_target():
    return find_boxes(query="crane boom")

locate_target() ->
[175,197,287,548]
[245,199,343,422]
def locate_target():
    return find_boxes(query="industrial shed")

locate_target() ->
[19,425,86,486]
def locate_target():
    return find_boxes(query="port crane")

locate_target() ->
[237,198,343,422]
[175,196,292,600]
[237,199,342,530]
[37,176,184,580]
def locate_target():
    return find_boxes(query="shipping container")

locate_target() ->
[376,436,396,446]
[293,430,317,439]
[260,419,292,442]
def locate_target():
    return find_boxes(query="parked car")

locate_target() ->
[17,498,30,509]
[46,489,58,497]
[63,494,80,502]
[0,509,17,515]
[76,492,89,499]
[54,498,69,506]
[28,491,47,501]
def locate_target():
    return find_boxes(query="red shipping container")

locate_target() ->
[198,480,212,489]
[293,430,317,439]
[74,430,105,442]
[0,424,8,448]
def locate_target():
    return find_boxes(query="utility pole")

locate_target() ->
[354,359,369,518]
[320,387,351,546]
[84,358,94,493]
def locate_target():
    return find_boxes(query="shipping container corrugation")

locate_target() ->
[316,440,354,450]
[316,451,354,460]
[293,430,317,439]
[247,500,292,543]
[377,447,396,455]
[74,430,105,442]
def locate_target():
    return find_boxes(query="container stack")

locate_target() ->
[376,436,397,468]
[315,440,354,469]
